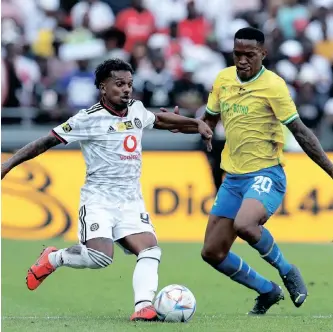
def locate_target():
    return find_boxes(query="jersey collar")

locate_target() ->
[236,66,265,84]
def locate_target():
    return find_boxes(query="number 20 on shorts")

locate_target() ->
[251,176,273,194]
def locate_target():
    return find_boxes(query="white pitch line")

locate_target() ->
[2,317,68,320]
[312,315,332,319]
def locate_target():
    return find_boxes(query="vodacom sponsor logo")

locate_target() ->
[123,135,137,152]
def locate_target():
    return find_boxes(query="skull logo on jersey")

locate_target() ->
[123,135,137,152]
[90,223,99,231]
[134,118,142,129]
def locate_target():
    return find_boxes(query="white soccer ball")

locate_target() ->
[153,284,196,322]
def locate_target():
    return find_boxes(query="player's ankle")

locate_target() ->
[48,251,60,269]
[279,263,292,277]
[135,301,152,312]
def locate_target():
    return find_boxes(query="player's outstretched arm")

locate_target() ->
[1,133,61,179]
[159,108,220,134]
[287,118,333,178]
[154,107,213,139]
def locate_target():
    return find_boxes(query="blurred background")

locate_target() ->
[1,0,333,244]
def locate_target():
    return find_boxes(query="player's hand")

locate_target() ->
[198,120,213,152]
[160,106,180,115]
[1,163,10,180]
[198,120,213,138]
[160,106,180,133]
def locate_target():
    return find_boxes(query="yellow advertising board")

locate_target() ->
[2,151,333,243]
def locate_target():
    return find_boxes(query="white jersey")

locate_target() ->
[52,100,156,204]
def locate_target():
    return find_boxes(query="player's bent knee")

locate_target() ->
[201,247,228,266]
[234,223,256,242]
[86,247,113,269]
[137,246,161,263]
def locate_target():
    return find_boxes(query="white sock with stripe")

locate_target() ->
[133,246,161,311]
[48,244,112,269]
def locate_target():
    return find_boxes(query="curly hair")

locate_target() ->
[94,58,134,89]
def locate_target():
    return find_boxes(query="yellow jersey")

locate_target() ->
[206,66,299,174]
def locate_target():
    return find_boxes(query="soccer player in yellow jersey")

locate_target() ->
[171,27,333,315]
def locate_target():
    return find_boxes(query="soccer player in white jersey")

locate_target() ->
[1,59,213,321]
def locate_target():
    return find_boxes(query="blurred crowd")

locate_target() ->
[1,0,333,149]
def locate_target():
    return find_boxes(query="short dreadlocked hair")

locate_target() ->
[234,27,265,45]
[94,58,134,89]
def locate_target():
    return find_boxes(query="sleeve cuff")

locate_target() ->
[281,113,299,125]
[51,130,68,144]
[205,107,220,116]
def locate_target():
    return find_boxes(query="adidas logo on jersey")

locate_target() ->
[107,125,115,133]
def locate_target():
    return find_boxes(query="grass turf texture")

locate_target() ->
[2,240,333,332]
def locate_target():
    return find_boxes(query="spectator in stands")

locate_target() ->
[1,57,22,108]
[115,0,155,52]
[3,42,41,107]
[92,27,129,67]
[305,4,333,62]
[274,59,298,99]
[294,18,313,56]
[181,35,226,91]
[265,26,285,65]
[162,21,187,79]
[57,59,97,113]
[276,0,309,39]
[178,0,212,45]
[170,60,206,114]
[305,4,333,43]
[32,56,62,122]
[295,71,323,134]
[147,21,193,79]
[133,53,174,107]
[64,11,95,44]
[71,0,115,33]
[143,0,187,30]
[128,42,151,72]
[304,47,332,98]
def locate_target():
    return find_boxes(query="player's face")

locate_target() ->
[102,70,133,108]
[233,39,266,81]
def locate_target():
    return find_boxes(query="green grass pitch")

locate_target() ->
[2,239,333,332]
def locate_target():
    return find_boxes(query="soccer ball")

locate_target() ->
[153,284,196,322]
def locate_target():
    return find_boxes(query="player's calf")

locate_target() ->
[133,246,161,313]
[205,250,274,295]
[201,215,275,297]
[251,227,292,276]
[234,200,293,276]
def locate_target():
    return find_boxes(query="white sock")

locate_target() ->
[48,244,112,269]
[133,246,161,311]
